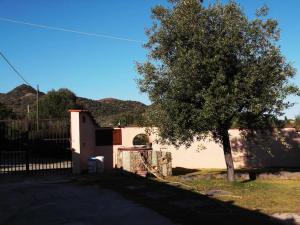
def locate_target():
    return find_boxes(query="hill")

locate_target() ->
[0,84,147,126]
[0,84,45,116]
[78,97,147,126]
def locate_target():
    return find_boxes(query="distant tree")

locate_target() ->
[0,102,14,120]
[137,0,299,181]
[284,116,288,125]
[112,113,146,127]
[295,115,300,131]
[33,89,82,119]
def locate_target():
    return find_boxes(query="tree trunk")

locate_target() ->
[221,129,235,182]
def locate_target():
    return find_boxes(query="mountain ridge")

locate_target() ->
[0,84,147,126]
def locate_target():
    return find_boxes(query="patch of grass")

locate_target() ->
[168,172,300,214]
[172,167,300,176]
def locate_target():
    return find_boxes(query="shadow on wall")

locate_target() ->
[72,146,114,174]
[91,171,298,225]
[72,150,80,174]
[94,127,121,170]
[231,129,300,168]
[94,145,114,171]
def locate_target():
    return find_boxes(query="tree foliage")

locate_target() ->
[133,134,149,146]
[33,89,82,119]
[137,0,298,181]
[77,97,147,126]
[0,102,14,120]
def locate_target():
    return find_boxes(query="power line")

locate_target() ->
[0,17,144,44]
[0,50,31,86]
[0,50,39,125]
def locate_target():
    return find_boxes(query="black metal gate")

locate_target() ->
[0,119,72,175]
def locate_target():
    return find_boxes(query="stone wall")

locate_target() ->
[116,149,172,177]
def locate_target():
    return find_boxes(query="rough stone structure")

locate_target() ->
[116,149,172,177]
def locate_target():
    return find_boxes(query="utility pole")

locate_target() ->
[27,104,30,120]
[36,85,39,131]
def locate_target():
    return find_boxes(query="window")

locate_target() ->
[95,129,122,146]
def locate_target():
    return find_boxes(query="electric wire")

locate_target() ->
[0,50,32,86]
[0,17,144,44]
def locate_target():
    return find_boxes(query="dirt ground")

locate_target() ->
[0,175,178,225]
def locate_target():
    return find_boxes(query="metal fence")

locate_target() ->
[0,119,72,175]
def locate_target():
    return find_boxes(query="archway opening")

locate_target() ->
[132,133,149,146]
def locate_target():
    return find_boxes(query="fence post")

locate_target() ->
[24,119,30,174]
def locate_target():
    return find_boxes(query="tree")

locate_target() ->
[137,0,299,181]
[295,115,300,131]
[0,102,14,120]
[33,88,82,119]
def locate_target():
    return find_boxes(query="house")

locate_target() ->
[69,110,300,174]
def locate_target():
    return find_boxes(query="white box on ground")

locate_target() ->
[88,156,104,174]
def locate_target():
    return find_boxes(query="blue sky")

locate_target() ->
[0,0,299,118]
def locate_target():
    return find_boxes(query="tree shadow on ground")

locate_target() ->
[75,171,297,225]
[172,167,200,175]
[212,167,300,180]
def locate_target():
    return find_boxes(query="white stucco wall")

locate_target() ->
[70,111,81,174]
[70,110,99,171]
[70,111,300,172]
[119,127,228,169]
[152,139,227,169]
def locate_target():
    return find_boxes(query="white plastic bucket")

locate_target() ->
[88,156,104,174]
[94,156,104,173]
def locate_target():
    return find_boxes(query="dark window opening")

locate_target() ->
[95,129,122,146]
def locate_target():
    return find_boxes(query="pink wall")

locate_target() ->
[70,111,300,173]
[78,113,97,170]
[230,128,300,168]
[70,110,98,172]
